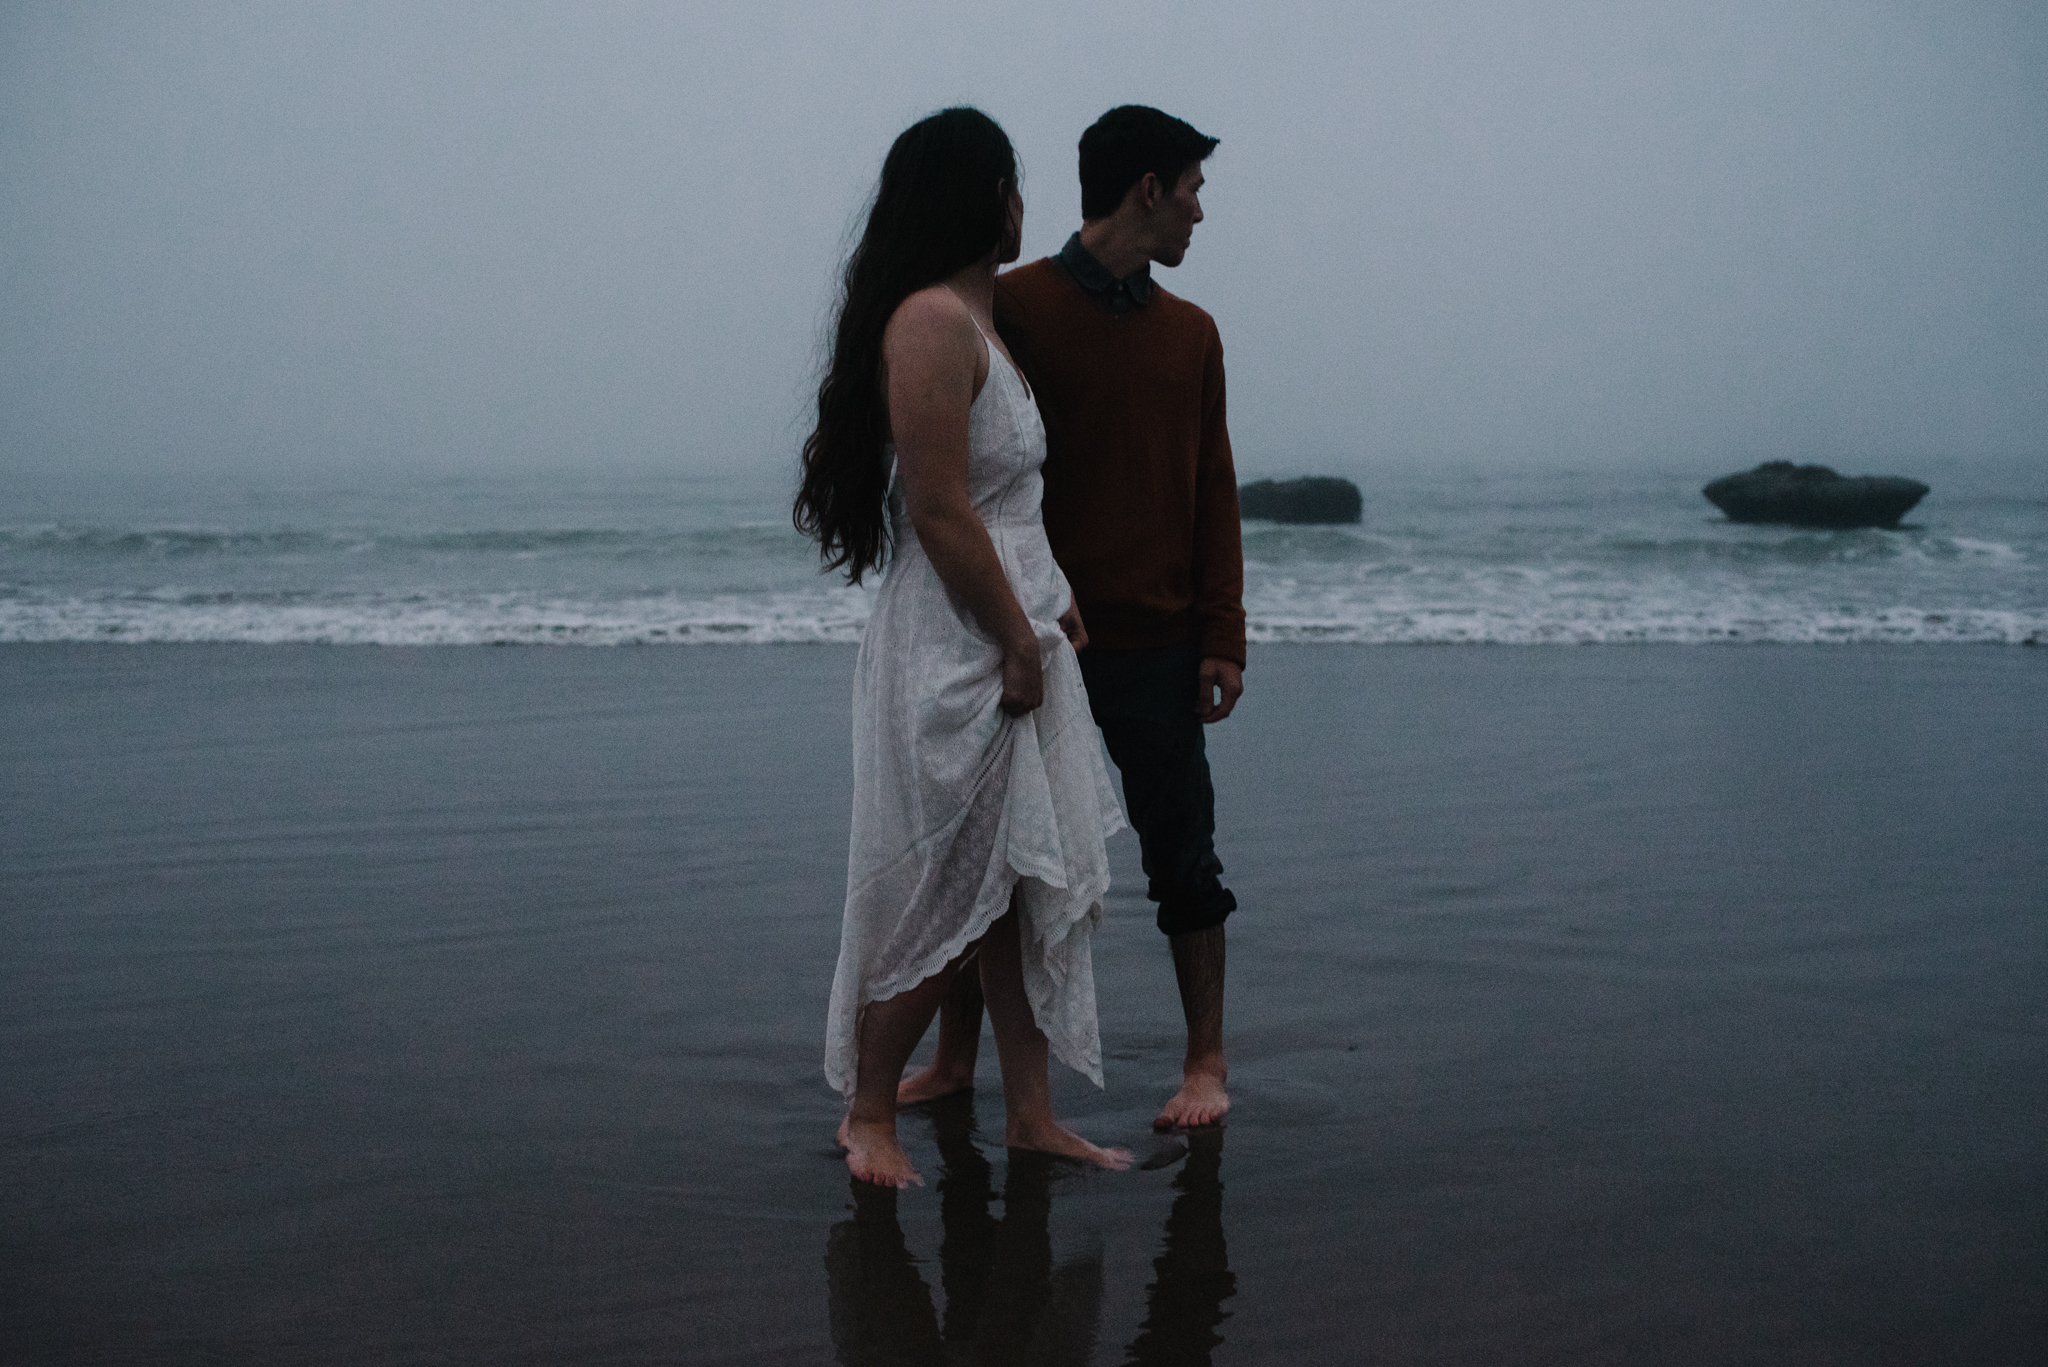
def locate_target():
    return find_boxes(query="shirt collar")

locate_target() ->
[1055,232,1155,315]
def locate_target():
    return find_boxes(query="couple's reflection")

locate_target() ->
[825,1094,1233,1365]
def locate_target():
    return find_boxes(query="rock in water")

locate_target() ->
[1238,476,1363,524]
[1702,462,1928,529]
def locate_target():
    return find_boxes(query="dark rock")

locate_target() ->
[1238,476,1363,524]
[1702,462,1928,529]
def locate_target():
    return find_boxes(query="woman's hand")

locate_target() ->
[999,631,1045,716]
[1057,597,1089,652]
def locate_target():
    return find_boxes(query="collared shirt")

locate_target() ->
[1053,232,1155,315]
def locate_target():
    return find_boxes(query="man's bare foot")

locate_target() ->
[842,1118,924,1188]
[1006,1117,1132,1169]
[896,1062,974,1107]
[1153,1062,1229,1132]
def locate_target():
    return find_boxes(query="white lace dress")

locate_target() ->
[823,331,1125,1098]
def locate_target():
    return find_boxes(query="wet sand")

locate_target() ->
[3,643,2045,1363]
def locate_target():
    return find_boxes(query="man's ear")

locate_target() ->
[1132,171,1162,214]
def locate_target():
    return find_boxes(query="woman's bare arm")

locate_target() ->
[884,287,1043,715]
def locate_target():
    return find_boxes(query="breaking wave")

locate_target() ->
[3,585,2039,645]
[4,478,2040,644]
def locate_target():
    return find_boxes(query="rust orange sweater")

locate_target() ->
[994,259,1247,667]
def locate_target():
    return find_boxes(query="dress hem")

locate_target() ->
[823,805,1123,1100]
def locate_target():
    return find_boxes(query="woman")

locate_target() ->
[796,108,1129,1188]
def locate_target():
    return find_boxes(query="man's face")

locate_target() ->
[1149,163,1206,268]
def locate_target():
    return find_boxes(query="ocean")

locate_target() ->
[5,454,2046,1361]
[4,454,2042,646]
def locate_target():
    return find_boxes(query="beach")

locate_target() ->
[3,642,2044,1364]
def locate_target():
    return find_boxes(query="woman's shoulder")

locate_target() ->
[886,284,980,344]
[882,285,989,395]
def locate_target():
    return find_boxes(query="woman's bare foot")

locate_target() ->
[834,1062,973,1149]
[843,1117,924,1188]
[1153,1060,1230,1132]
[1006,1117,1132,1169]
[896,1061,975,1106]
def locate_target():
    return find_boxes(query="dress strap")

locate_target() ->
[942,285,1030,399]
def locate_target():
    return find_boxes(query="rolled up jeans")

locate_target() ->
[1076,642,1237,936]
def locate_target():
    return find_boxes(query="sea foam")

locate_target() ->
[4,472,2041,644]
[4,588,2040,645]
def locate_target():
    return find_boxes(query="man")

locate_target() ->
[898,105,1244,1131]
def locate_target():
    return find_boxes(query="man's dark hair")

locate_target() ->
[1078,105,1218,220]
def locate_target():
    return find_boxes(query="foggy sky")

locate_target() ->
[3,1,2044,490]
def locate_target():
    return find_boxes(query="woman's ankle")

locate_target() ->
[845,1102,898,1129]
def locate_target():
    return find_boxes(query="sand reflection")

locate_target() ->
[824,1095,1233,1365]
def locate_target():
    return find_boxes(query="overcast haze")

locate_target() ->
[3,1,2043,495]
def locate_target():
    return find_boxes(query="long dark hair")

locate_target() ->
[794,107,1017,583]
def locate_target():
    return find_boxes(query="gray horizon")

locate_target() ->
[3,0,2043,497]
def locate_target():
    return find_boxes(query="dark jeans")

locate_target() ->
[1077,643,1237,936]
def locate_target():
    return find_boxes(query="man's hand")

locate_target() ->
[1057,597,1089,652]
[1195,657,1242,723]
